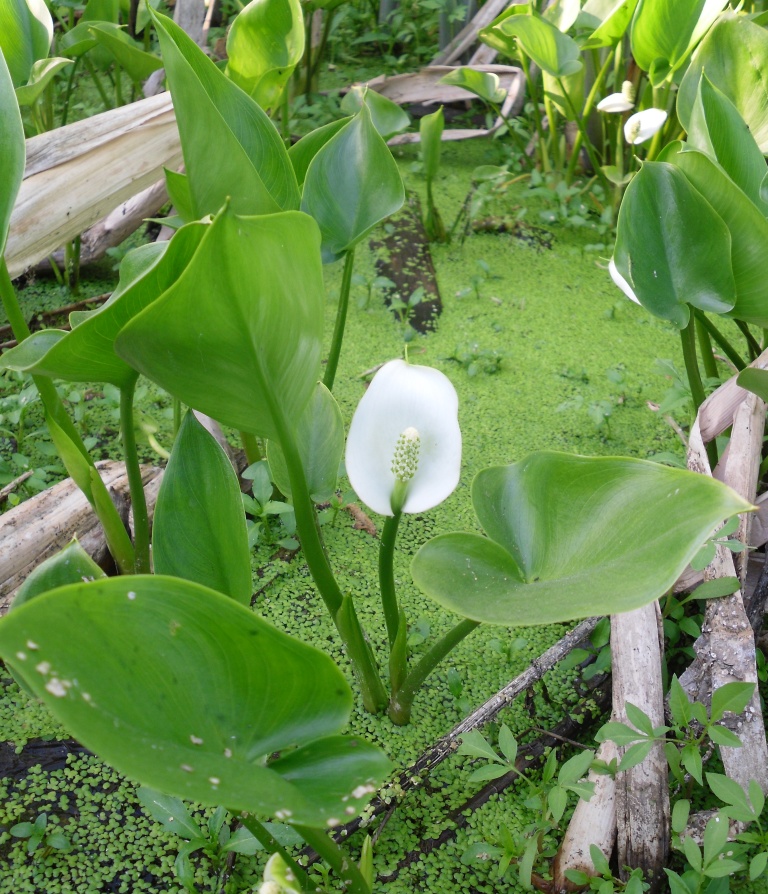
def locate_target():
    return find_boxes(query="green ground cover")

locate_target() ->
[0,137,697,890]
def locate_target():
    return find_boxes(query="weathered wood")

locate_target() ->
[36,178,169,273]
[431,0,511,65]
[0,461,163,615]
[612,602,669,889]
[554,739,618,889]
[173,0,208,46]
[679,417,768,795]
[6,94,181,278]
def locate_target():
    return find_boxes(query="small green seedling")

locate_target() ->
[10,812,71,858]
[241,460,297,549]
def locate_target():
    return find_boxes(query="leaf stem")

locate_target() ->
[323,247,355,392]
[293,824,371,894]
[119,376,151,572]
[692,310,746,371]
[238,815,311,892]
[0,259,136,573]
[388,618,480,725]
[695,316,718,381]
[680,315,717,468]
[735,320,762,361]
[378,512,402,648]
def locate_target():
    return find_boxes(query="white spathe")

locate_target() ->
[597,93,634,114]
[624,108,667,145]
[345,359,462,516]
[609,258,640,305]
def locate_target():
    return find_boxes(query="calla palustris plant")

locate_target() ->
[411,453,753,627]
[0,576,391,830]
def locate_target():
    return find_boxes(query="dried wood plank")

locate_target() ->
[612,602,669,890]
[430,0,512,65]
[6,93,181,278]
[679,417,768,794]
[554,739,618,890]
[0,461,163,615]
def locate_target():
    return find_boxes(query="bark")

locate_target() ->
[679,414,768,795]
[173,0,208,47]
[612,602,669,889]
[6,94,181,278]
[0,461,163,615]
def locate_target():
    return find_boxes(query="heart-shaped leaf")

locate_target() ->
[0,0,53,86]
[226,0,305,111]
[686,74,768,214]
[438,68,506,104]
[611,161,734,328]
[154,412,251,604]
[267,382,344,502]
[580,0,639,49]
[2,225,206,388]
[15,56,72,106]
[115,207,324,440]
[0,576,390,825]
[630,0,727,86]
[661,143,768,327]
[0,50,25,254]
[88,23,164,83]
[411,453,752,625]
[301,104,404,263]
[340,85,410,140]
[149,7,299,218]
[288,118,351,190]
[678,13,768,154]
[485,10,582,77]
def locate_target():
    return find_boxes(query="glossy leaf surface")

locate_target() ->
[154,412,251,604]
[116,208,324,440]
[737,368,768,403]
[630,0,727,85]
[150,8,299,218]
[2,228,205,388]
[340,85,410,140]
[12,540,105,610]
[288,118,351,189]
[0,576,390,825]
[267,382,344,501]
[580,0,639,49]
[420,106,444,182]
[0,51,25,254]
[15,56,72,106]
[487,11,582,77]
[678,13,768,153]
[0,0,52,86]
[412,453,752,625]
[662,144,768,327]
[611,161,734,328]
[438,68,506,104]
[226,0,304,110]
[301,105,404,263]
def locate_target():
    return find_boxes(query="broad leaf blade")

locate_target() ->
[154,412,251,604]
[225,0,305,111]
[288,118,351,190]
[420,106,444,183]
[266,382,344,501]
[580,0,639,49]
[0,576,389,826]
[492,10,582,77]
[0,0,52,86]
[12,540,105,610]
[301,104,404,263]
[115,208,324,440]
[0,49,25,254]
[340,85,410,140]
[612,161,735,328]
[15,56,72,106]
[150,8,299,218]
[88,23,163,83]
[412,453,752,625]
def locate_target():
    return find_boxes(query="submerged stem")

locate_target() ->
[324,248,355,392]
[294,825,371,894]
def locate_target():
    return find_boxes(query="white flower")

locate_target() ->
[624,108,667,145]
[609,258,640,305]
[597,93,633,114]
[345,359,461,516]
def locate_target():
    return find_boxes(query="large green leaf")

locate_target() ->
[611,161,734,328]
[225,0,304,111]
[340,86,410,140]
[12,540,106,611]
[483,10,582,77]
[288,118,351,190]
[115,208,324,440]
[88,22,163,83]
[154,412,251,604]
[737,367,768,403]
[686,74,768,214]
[266,382,344,501]
[301,104,404,263]
[630,0,727,86]
[580,0,640,49]
[0,50,25,255]
[1,226,206,388]
[438,68,506,104]
[149,8,299,218]
[411,453,753,626]
[0,0,52,86]
[678,13,768,154]
[662,143,768,328]
[0,576,390,825]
